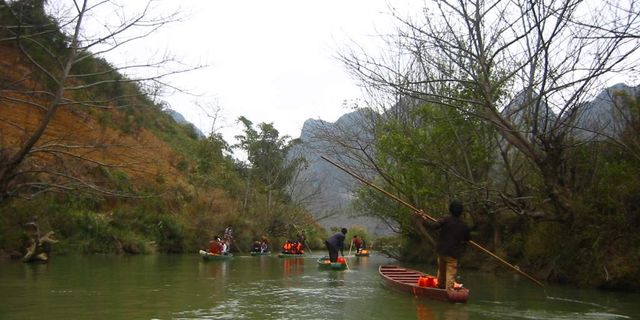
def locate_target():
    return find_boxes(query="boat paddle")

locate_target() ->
[231,238,243,254]
[321,155,544,287]
[304,240,313,254]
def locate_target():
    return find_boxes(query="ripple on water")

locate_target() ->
[176,275,354,319]
[469,303,630,320]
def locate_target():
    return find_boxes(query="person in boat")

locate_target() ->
[325,227,347,263]
[292,241,303,254]
[260,235,269,253]
[282,240,292,254]
[296,231,305,245]
[223,225,233,241]
[352,235,364,253]
[221,240,230,255]
[251,240,262,252]
[425,199,471,291]
[223,224,234,252]
[208,236,222,255]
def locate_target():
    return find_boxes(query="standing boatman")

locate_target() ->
[352,235,364,253]
[425,199,471,291]
[223,224,233,252]
[324,228,347,263]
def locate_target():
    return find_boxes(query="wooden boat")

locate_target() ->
[250,251,270,256]
[277,252,305,258]
[355,249,370,257]
[317,256,347,270]
[199,249,233,260]
[378,265,469,303]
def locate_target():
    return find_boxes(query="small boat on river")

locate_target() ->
[355,249,370,257]
[378,265,469,303]
[277,252,305,258]
[199,250,233,260]
[317,256,347,270]
[250,251,270,256]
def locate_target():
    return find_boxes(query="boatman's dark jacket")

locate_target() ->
[326,232,346,250]
[428,216,471,259]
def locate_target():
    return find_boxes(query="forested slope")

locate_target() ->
[0,0,320,258]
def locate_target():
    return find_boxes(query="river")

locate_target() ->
[0,253,638,319]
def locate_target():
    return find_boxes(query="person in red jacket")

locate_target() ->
[208,236,222,254]
[352,235,364,253]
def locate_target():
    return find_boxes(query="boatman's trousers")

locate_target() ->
[437,255,457,290]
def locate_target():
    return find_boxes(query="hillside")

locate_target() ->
[0,14,320,257]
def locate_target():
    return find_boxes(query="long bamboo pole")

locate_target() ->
[321,155,544,287]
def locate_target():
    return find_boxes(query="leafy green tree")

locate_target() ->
[234,116,305,212]
[352,101,497,259]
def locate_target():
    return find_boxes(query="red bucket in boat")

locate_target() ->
[426,276,437,287]
[417,276,429,287]
[337,257,346,264]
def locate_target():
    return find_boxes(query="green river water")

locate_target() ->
[0,253,638,319]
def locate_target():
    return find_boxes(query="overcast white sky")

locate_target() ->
[88,0,421,146]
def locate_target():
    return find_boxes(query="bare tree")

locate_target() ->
[338,0,640,222]
[0,0,200,202]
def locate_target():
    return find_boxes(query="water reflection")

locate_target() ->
[416,302,435,320]
[22,261,49,281]
[210,261,229,280]
[327,269,345,287]
[415,301,469,320]
[282,257,305,277]
[198,260,229,280]
[353,255,369,268]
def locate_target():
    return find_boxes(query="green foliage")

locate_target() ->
[130,213,185,253]
[344,225,371,250]
[98,167,131,192]
[175,159,189,172]
[354,101,496,259]
[234,116,304,196]
[195,133,230,175]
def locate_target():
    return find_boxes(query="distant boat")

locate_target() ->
[277,252,305,258]
[355,249,370,257]
[317,256,347,270]
[250,251,270,256]
[378,265,469,303]
[199,250,233,260]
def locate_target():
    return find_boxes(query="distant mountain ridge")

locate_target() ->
[288,110,393,236]
[574,83,639,139]
[165,109,205,138]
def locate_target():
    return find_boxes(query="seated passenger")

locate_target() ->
[260,235,269,253]
[251,240,262,252]
[221,240,229,255]
[209,236,222,254]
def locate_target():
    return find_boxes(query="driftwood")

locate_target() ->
[22,221,58,263]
